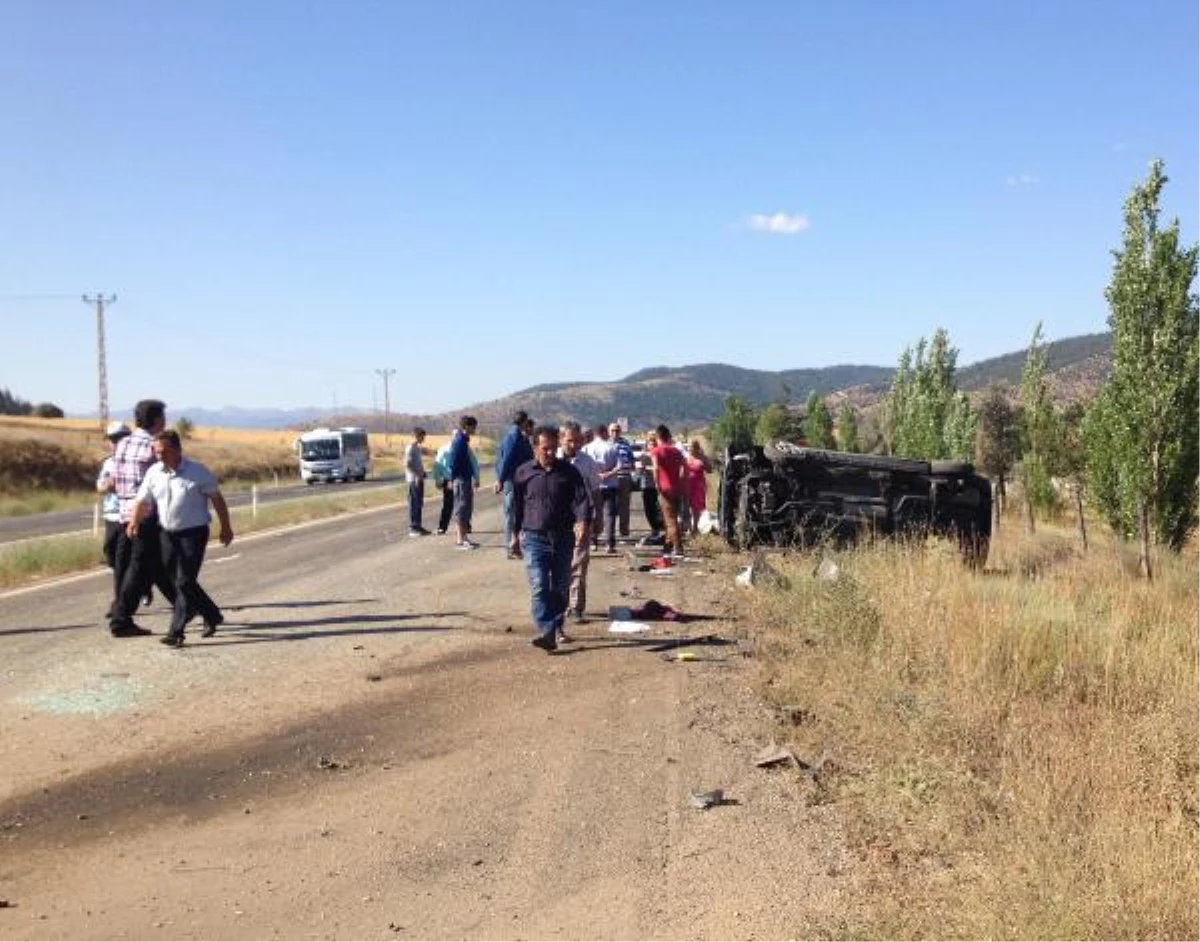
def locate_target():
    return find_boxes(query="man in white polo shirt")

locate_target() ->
[129,429,234,648]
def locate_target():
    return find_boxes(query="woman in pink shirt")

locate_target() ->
[684,439,714,534]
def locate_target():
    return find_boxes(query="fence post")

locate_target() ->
[93,502,100,536]
[252,484,258,518]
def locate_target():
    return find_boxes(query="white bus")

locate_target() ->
[296,427,371,484]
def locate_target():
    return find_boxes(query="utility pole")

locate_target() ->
[375,368,396,446]
[83,293,116,436]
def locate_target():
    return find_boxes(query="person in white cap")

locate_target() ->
[97,421,131,612]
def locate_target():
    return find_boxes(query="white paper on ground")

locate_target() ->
[609,621,652,633]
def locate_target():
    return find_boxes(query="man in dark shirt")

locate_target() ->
[448,415,480,550]
[493,410,534,558]
[510,425,592,653]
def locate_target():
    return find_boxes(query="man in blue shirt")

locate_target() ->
[448,415,481,550]
[493,411,534,558]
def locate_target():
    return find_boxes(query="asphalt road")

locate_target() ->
[0,489,852,940]
[0,474,402,545]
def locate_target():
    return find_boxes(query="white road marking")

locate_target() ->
[0,503,396,601]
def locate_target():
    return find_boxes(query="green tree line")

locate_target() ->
[708,160,1197,576]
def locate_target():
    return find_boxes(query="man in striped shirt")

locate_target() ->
[108,398,177,637]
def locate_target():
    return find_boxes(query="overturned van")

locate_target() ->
[717,442,992,566]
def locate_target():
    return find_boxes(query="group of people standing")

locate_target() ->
[404,415,482,546]
[404,411,713,655]
[96,399,233,647]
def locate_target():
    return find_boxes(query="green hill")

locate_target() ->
[355,332,1112,437]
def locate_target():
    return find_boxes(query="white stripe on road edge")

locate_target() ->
[0,484,402,551]
[0,503,397,601]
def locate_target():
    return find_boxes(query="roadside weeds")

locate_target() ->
[740,524,1198,939]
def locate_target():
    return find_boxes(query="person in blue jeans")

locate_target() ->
[493,410,534,558]
[510,425,592,653]
[448,415,481,549]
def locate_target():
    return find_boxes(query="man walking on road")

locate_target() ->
[128,430,234,647]
[405,426,431,537]
[108,399,178,637]
[511,425,592,653]
[494,411,534,558]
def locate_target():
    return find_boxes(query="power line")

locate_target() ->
[0,293,82,301]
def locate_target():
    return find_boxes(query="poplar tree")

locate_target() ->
[1019,322,1060,530]
[836,404,861,453]
[755,402,794,446]
[975,384,1019,522]
[1085,160,1199,577]
[886,327,975,460]
[802,392,835,449]
[709,394,758,455]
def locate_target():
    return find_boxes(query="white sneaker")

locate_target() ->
[457,541,479,551]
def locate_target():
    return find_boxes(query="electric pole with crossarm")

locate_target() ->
[83,293,116,436]
[375,368,396,446]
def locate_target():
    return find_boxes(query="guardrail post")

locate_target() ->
[252,484,258,518]
[93,502,101,535]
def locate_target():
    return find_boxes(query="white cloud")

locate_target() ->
[745,212,811,235]
[1006,173,1041,187]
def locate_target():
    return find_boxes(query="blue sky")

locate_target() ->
[2,0,1196,419]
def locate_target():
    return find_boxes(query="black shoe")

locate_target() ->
[160,633,185,648]
[200,614,224,638]
[530,633,558,654]
[111,623,153,638]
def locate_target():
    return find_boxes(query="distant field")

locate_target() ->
[0,416,470,507]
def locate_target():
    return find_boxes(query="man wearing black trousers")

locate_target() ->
[108,399,178,637]
[128,430,234,647]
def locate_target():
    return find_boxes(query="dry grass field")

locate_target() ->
[744,520,1198,939]
[0,416,466,513]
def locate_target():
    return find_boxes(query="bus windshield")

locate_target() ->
[300,439,341,461]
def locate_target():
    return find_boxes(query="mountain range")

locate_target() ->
[173,332,1113,434]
